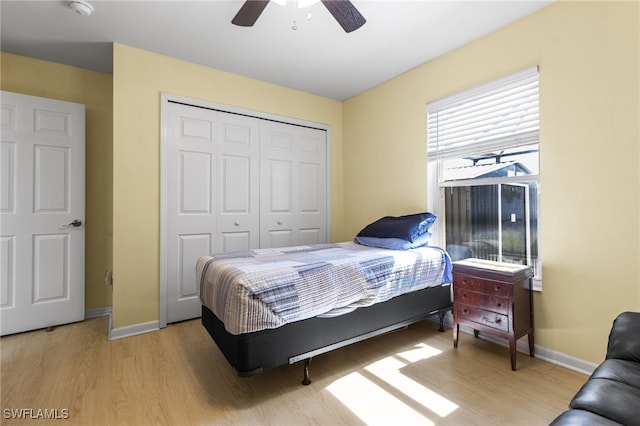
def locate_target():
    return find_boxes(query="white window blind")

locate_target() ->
[427,67,539,161]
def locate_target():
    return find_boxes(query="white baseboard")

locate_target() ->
[84,307,158,340]
[430,314,597,376]
[85,306,112,319]
[475,330,597,375]
[534,345,597,376]
[109,320,159,340]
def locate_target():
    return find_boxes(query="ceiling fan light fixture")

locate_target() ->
[68,0,94,17]
[232,0,365,32]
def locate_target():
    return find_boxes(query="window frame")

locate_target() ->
[426,67,542,290]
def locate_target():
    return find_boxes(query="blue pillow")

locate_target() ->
[354,232,432,250]
[356,213,437,243]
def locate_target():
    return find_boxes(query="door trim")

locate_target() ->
[159,93,332,328]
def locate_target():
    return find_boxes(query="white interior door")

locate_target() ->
[260,121,327,248]
[0,91,85,336]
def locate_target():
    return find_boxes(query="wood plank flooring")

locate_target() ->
[1,316,587,425]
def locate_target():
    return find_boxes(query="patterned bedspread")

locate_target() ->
[196,242,452,335]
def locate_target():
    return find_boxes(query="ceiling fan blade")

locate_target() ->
[232,0,270,27]
[320,0,366,33]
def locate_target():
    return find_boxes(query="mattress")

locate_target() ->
[196,242,452,335]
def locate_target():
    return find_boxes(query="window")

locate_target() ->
[427,67,541,289]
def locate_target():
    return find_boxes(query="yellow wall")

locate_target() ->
[112,44,344,328]
[344,1,640,363]
[0,53,113,313]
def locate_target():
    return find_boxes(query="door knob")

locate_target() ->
[62,219,83,228]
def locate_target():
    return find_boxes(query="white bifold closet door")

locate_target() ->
[260,120,327,248]
[164,101,327,323]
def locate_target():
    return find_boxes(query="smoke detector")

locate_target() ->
[68,0,94,16]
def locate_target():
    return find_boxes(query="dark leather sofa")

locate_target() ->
[550,311,640,426]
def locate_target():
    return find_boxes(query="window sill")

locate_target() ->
[532,277,542,292]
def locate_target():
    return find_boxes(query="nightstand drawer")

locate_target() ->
[454,274,483,292]
[453,288,509,314]
[455,304,509,332]
[455,273,511,298]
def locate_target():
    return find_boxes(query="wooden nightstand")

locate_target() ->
[452,258,534,370]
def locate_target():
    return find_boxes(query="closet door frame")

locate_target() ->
[159,93,332,328]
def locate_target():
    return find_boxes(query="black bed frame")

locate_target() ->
[201,283,452,385]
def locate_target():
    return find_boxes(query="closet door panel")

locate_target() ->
[178,234,210,301]
[166,103,217,322]
[179,151,211,215]
[261,158,295,248]
[297,129,327,244]
[260,121,326,248]
[260,122,297,248]
[216,112,260,252]
[219,231,252,253]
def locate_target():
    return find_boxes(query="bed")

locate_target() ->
[197,213,453,384]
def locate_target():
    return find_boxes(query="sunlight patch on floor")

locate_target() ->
[395,343,443,363]
[366,357,458,417]
[327,372,435,425]
[326,343,458,424]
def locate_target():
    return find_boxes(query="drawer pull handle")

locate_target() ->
[497,303,502,308]
[482,316,501,325]
[495,286,501,292]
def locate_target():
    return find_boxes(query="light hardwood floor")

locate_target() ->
[1,316,587,425]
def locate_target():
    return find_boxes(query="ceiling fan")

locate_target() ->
[232,0,366,33]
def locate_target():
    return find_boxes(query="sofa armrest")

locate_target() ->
[606,311,640,362]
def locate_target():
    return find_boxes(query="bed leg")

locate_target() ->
[302,358,312,385]
[438,311,446,332]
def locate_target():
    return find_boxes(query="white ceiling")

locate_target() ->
[0,0,553,101]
